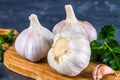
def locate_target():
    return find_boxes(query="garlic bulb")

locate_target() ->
[52,4,97,42]
[15,14,54,62]
[47,31,91,76]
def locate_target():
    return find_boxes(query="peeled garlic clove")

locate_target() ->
[47,31,91,76]
[52,4,97,42]
[15,14,54,62]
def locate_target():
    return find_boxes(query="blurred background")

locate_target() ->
[0,0,120,31]
[0,0,120,80]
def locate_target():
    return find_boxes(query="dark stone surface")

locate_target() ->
[0,0,120,80]
[0,63,33,80]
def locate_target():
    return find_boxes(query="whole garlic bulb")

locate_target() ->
[47,31,91,76]
[52,4,97,42]
[15,14,54,62]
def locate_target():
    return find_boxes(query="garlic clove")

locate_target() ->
[52,4,97,42]
[48,31,91,76]
[93,64,119,80]
[15,14,54,62]
[79,21,97,42]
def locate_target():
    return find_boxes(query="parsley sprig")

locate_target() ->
[0,29,14,62]
[91,24,120,70]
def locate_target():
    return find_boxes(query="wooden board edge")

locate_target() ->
[3,48,56,80]
[3,51,38,80]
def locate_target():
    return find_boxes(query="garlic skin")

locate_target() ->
[52,4,97,42]
[15,14,54,62]
[93,64,119,80]
[47,31,91,76]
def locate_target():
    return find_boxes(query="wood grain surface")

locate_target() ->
[2,29,120,80]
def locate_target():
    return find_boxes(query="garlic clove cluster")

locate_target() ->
[47,31,91,76]
[52,4,97,42]
[15,14,54,62]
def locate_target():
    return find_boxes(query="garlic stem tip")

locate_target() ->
[65,4,72,9]
[29,13,42,28]
[29,14,37,20]
[65,4,77,20]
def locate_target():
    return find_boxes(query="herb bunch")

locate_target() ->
[0,29,14,62]
[91,24,120,70]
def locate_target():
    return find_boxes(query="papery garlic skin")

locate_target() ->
[52,4,97,42]
[79,21,97,42]
[47,31,91,76]
[93,64,118,80]
[15,14,54,62]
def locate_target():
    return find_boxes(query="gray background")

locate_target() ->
[0,0,120,80]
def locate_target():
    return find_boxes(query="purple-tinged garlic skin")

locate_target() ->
[93,64,118,80]
[15,14,54,62]
[48,31,91,76]
[79,21,97,42]
[52,4,97,42]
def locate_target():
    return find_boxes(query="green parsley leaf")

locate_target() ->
[112,46,120,53]
[98,24,115,42]
[0,29,14,62]
[7,29,14,42]
[1,29,15,43]
[91,24,120,70]
[0,43,4,61]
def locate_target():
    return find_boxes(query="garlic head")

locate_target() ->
[15,14,54,62]
[47,31,91,76]
[52,4,97,42]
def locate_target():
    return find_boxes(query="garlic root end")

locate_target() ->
[52,37,68,62]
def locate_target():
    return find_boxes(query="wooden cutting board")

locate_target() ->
[2,29,120,80]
